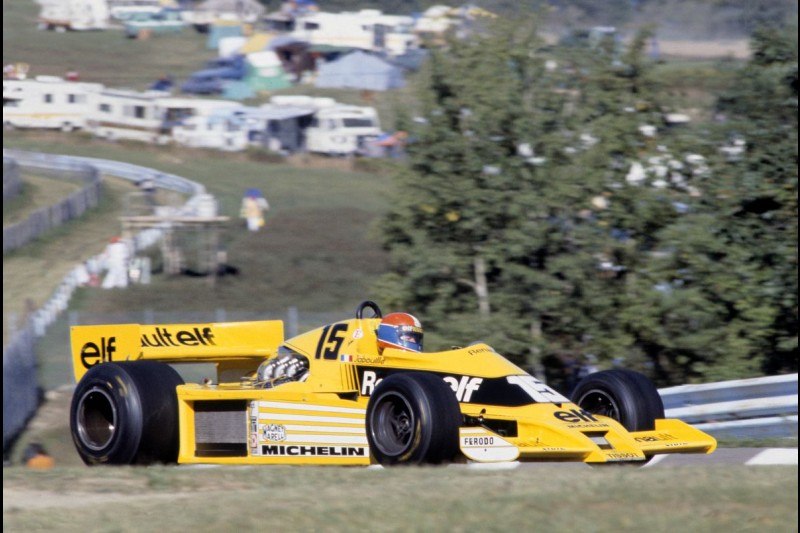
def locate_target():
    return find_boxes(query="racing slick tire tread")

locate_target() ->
[70,361,185,465]
[570,369,665,432]
[366,372,461,466]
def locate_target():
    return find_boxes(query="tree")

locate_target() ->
[375,17,798,387]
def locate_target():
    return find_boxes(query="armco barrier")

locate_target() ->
[659,374,798,439]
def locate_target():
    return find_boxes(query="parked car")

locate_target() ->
[180,55,247,95]
[124,8,186,38]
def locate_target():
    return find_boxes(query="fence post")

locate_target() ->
[287,306,298,339]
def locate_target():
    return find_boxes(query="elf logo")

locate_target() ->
[80,337,117,369]
[360,370,483,402]
[554,409,600,423]
[442,375,483,402]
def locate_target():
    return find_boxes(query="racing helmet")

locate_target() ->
[377,312,423,352]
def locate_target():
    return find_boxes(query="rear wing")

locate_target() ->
[70,320,285,383]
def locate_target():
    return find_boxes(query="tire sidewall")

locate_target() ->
[70,361,184,465]
[571,369,664,432]
[70,363,145,465]
[366,372,461,466]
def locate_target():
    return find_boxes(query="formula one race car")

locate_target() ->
[69,301,716,466]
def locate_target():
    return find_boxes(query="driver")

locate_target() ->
[376,312,423,352]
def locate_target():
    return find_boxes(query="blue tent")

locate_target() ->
[315,50,405,91]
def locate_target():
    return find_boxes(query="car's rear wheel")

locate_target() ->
[70,361,184,465]
[571,369,664,432]
[366,372,461,466]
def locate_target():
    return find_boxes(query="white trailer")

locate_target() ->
[37,0,109,31]
[166,98,248,151]
[304,104,381,157]
[88,89,169,143]
[291,9,417,57]
[3,76,103,131]
[171,114,248,151]
[88,90,241,144]
[108,0,166,21]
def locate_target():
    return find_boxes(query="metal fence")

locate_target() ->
[2,325,39,452]
[660,373,798,439]
[2,159,101,254]
[3,157,23,201]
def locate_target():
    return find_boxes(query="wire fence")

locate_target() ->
[2,160,101,254]
[3,157,23,201]
[2,325,39,452]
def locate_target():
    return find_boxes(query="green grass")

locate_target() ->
[2,463,796,532]
[2,173,82,226]
[3,0,216,90]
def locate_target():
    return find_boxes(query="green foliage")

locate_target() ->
[376,18,798,386]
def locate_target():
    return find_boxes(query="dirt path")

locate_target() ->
[656,39,750,59]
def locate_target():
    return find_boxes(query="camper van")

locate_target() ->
[37,0,109,31]
[3,76,103,131]
[291,9,417,56]
[108,0,166,21]
[88,90,241,144]
[88,89,169,143]
[170,104,250,151]
[304,104,381,156]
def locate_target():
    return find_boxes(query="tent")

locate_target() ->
[245,51,292,92]
[314,50,405,91]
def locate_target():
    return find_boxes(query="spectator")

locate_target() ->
[240,188,269,232]
[138,177,156,207]
[150,75,174,92]
[102,236,131,289]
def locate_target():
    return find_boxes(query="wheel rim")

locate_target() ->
[370,392,415,456]
[76,387,117,451]
[575,388,621,421]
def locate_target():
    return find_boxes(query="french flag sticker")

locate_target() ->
[340,354,353,362]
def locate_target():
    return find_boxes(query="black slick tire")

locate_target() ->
[366,372,461,466]
[570,369,665,432]
[70,361,184,465]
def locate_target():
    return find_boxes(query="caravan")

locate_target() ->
[171,104,250,151]
[3,76,103,131]
[291,9,417,57]
[37,0,109,31]
[88,89,241,144]
[88,89,171,143]
[304,103,381,156]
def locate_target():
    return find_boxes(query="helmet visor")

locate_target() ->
[378,324,423,352]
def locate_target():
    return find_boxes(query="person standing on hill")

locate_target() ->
[102,236,131,289]
[240,188,269,232]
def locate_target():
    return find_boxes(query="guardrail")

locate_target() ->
[659,373,798,439]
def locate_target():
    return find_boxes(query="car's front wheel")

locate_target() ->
[571,369,664,432]
[366,372,461,466]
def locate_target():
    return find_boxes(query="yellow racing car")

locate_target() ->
[69,301,716,466]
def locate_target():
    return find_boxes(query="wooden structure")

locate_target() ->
[119,215,230,282]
